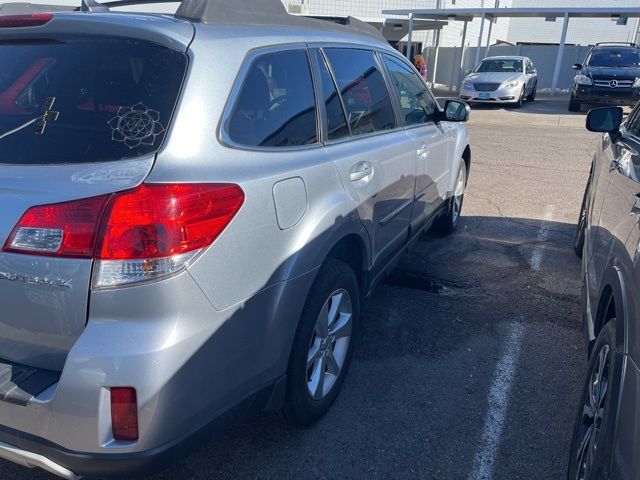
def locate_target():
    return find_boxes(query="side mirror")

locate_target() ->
[527,68,536,74]
[443,99,470,123]
[573,63,583,70]
[586,107,623,133]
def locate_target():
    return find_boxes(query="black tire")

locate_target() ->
[283,258,359,426]
[567,320,620,480]
[433,163,467,235]
[526,82,537,102]
[574,181,589,258]
[513,87,525,108]
[569,97,581,112]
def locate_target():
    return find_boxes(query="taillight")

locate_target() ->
[0,14,53,28]
[3,195,109,257]
[2,183,245,288]
[110,387,139,442]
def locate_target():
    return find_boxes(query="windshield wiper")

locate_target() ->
[0,97,59,141]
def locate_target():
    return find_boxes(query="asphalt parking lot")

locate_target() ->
[3,96,599,480]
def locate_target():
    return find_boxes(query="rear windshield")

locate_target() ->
[0,36,187,165]
[587,49,640,68]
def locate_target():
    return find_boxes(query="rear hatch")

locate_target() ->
[0,17,189,370]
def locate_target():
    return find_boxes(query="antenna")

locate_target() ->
[80,0,110,13]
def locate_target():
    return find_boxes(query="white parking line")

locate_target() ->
[467,322,525,480]
[529,205,555,271]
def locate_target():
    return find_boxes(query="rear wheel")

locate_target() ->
[433,162,467,235]
[568,320,619,480]
[569,96,582,112]
[283,258,359,426]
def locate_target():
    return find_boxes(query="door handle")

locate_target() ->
[417,144,429,158]
[631,193,640,215]
[349,162,374,183]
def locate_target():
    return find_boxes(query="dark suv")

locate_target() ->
[569,43,640,112]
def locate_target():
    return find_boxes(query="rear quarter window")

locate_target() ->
[226,49,318,148]
[0,36,187,165]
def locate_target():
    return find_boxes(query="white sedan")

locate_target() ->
[460,56,538,108]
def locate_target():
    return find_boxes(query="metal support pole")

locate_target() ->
[457,21,469,91]
[432,29,441,86]
[551,13,570,96]
[485,16,493,58]
[474,11,486,68]
[406,14,414,60]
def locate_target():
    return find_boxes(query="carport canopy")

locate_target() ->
[381,7,640,95]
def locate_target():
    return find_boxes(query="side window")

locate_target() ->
[227,49,318,147]
[383,54,436,126]
[324,48,396,136]
[313,50,350,141]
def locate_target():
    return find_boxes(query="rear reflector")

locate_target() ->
[0,14,53,28]
[110,387,139,442]
[3,183,245,287]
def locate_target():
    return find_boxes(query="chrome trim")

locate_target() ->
[0,441,80,479]
[378,198,413,226]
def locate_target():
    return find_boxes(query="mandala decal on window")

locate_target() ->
[108,102,165,149]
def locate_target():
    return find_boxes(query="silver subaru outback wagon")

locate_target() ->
[0,0,471,477]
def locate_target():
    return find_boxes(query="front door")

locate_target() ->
[381,53,452,231]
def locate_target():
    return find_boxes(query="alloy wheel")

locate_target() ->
[575,344,610,480]
[306,289,353,400]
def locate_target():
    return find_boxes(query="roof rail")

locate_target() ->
[175,0,286,23]
[594,42,638,48]
[307,15,386,41]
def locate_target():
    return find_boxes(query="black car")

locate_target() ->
[569,103,640,479]
[569,43,640,112]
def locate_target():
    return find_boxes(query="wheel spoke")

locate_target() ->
[307,340,322,371]
[330,313,352,339]
[327,292,343,329]
[326,352,341,375]
[315,302,329,337]
[309,356,326,400]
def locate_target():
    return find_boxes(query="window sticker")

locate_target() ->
[108,102,165,149]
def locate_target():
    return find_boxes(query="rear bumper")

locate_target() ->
[0,378,282,479]
[0,267,315,478]
[572,85,640,107]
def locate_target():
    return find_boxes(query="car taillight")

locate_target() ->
[2,183,245,288]
[110,387,139,442]
[0,14,53,28]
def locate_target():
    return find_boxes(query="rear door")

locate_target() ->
[320,47,416,268]
[381,53,451,231]
[0,32,188,370]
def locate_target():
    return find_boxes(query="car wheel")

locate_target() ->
[526,82,537,101]
[574,181,589,257]
[567,320,619,480]
[283,258,359,426]
[569,96,581,112]
[433,162,467,235]
[513,86,525,108]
